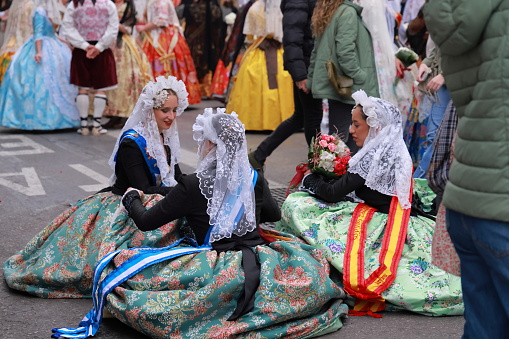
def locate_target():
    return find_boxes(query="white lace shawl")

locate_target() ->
[192,108,256,243]
[354,0,398,105]
[0,0,34,55]
[243,0,283,42]
[108,75,189,188]
[348,90,413,209]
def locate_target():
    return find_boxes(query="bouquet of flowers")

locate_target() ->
[395,47,419,68]
[287,133,351,195]
[308,133,351,179]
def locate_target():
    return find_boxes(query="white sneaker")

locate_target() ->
[91,126,108,135]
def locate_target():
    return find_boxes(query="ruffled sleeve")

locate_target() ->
[33,8,46,41]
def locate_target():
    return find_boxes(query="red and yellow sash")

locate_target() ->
[343,194,412,317]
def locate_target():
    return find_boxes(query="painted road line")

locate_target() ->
[0,135,54,156]
[0,167,46,196]
[69,164,110,192]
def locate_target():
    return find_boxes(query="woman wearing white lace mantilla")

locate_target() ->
[3,76,187,298]
[52,109,349,339]
[277,90,463,316]
[0,0,80,130]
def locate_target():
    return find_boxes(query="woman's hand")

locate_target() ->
[34,52,42,63]
[296,79,309,93]
[135,24,145,33]
[126,187,145,201]
[395,57,405,78]
[426,74,445,93]
[119,24,128,34]
[417,63,429,82]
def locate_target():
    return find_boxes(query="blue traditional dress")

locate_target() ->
[0,8,79,130]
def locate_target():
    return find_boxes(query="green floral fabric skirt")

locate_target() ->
[104,239,349,338]
[276,180,464,316]
[3,191,178,298]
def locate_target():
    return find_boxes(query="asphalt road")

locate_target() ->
[0,100,464,338]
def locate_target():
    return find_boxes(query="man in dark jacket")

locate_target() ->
[424,0,509,338]
[249,0,321,170]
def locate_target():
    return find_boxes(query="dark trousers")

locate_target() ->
[254,84,321,163]
[327,99,358,153]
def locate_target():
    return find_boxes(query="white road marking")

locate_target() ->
[0,167,46,196]
[0,135,54,156]
[69,164,110,192]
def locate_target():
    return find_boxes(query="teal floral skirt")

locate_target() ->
[104,239,349,338]
[276,180,464,316]
[3,191,178,298]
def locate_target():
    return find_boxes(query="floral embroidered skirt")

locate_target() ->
[3,191,178,298]
[104,35,153,118]
[104,238,348,338]
[276,180,464,316]
[141,27,201,105]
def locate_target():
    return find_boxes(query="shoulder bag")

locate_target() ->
[325,6,353,100]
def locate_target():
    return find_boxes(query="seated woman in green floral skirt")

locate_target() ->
[277,90,464,316]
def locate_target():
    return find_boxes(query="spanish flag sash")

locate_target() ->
[343,193,412,316]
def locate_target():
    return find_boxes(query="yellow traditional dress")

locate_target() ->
[104,1,153,118]
[226,0,293,131]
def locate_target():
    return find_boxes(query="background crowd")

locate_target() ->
[1,0,508,338]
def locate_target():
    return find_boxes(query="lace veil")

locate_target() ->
[0,0,34,54]
[243,0,282,42]
[354,0,397,105]
[108,75,189,187]
[348,90,413,209]
[192,108,256,243]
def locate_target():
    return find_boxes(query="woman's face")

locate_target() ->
[198,139,216,161]
[349,105,369,147]
[153,94,178,133]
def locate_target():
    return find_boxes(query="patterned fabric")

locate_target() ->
[3,192,178,298]
[403,96,427,167]
[71,0,111,41]
[0,0,34,81]
[140,26,201,105]
[0,9,80,130]
[276,179,464,316]
[105,238,349,338]
[426,100,457,197]
[104,3,153,118]
[183,0,224,80]
[431,203,460,276]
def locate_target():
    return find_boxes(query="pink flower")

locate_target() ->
[320,135,328,141]
[328,143,336,152]
[319,139,328,148]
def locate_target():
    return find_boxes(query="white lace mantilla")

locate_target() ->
[348,90,413,209]
[108,76,189,188]
[193,108,256,243]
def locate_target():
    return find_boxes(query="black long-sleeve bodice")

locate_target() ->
[302,172,393,213]
[111,138,183,196]
[124,169,280,245]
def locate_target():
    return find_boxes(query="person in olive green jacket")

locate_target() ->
[424,1,509,338]
[307,0,379,153]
